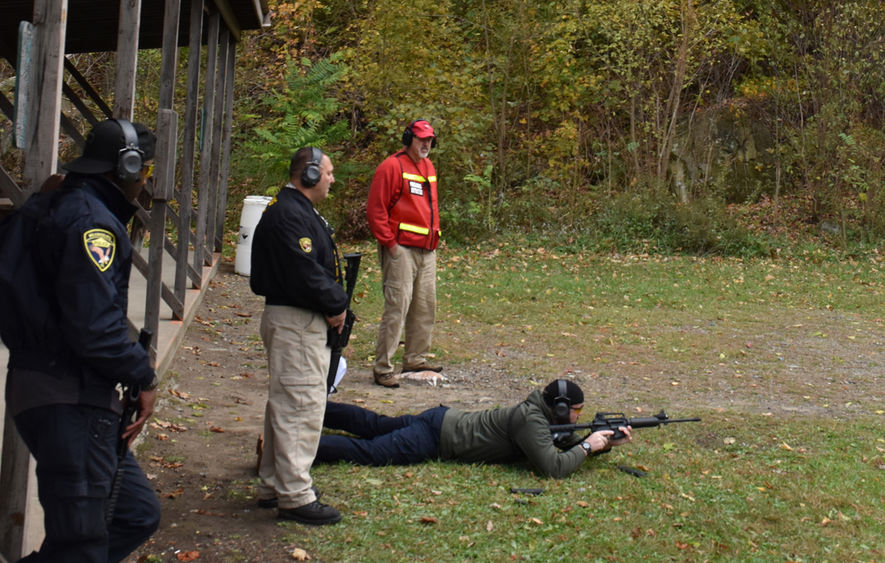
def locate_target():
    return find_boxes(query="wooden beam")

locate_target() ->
[63,59,113,118]
[0,167,27,209]
[113,0,141,119]
[210,0,241,42]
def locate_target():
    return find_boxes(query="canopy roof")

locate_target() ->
[0,0,269,59]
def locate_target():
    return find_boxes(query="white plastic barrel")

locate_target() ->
[234,195,272,276]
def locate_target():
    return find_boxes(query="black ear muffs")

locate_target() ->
[301,147,323,187]
[553,379,571,420]
[115,119,144,183]
[401,119,437,149]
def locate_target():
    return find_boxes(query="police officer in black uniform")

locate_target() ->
[0,119,161,562]
[249,147,348,525]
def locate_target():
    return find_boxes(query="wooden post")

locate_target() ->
[177,0,204,292]
[21,0,67,190]
[206,30,229,253]
[1,1,67,558]
[113,0,141,119]
[193,10,219,273]
[216,37,236,251]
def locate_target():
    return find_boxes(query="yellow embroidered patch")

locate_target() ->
[299,237,313,253]
[84,229,116,272]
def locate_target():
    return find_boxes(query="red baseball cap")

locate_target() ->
[410,120,435,139]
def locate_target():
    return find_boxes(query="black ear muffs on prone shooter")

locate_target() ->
[115,118,144,183]
[402,119,437,148]
[301,147,323,187]
[553,379,571,420]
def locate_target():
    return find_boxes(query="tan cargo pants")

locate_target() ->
[256,305,329,509]
[373,244,437,375]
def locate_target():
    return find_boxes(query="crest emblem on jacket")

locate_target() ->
[83,229,116,272]
[299,237,313,253]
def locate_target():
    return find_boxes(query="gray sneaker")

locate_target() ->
[278,501,341,525]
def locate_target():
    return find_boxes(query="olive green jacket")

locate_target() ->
[438,390,586,478]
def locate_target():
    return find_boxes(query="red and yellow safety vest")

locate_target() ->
[367,151,440,250]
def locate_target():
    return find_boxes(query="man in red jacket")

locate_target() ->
[366,119,442,388]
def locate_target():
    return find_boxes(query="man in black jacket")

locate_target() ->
[0,119,161,562]
[249,147,347,525]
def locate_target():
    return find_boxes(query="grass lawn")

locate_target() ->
[289,241,884,562]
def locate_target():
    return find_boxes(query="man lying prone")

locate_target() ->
[316,379,631,478]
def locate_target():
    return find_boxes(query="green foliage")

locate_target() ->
[233,55,350,196]
[592,191,772,257]
[225,0,885,252]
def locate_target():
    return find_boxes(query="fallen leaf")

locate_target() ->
[163,488,184,499]
[486,520,494,532]
[530,517,543,525]
[291,548,311,561]
[176,551,200,561]
[209,426,225,433]
[420,516,439,525]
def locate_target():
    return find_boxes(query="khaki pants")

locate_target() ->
[257,305,329,509]
[373,244,437,374]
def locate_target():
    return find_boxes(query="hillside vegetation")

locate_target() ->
[228,0,885,256]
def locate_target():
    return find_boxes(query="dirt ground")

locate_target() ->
[125,264,541,563]
[125,262,883,562]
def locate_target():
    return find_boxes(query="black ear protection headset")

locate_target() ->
[401,119,437,148]
[114,118,144,183]
[301,147,323,187]
[552,379,571,420]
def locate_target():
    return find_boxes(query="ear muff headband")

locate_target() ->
[115,119,144,182]
[301,147,323,187]
[553,379,571,420]
[402,119,437,149]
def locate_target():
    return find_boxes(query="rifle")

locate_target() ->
[550,410,701,442]
[327,252,362,394]
[106,328,152,525]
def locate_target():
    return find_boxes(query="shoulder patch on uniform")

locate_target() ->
[299,237,313,253]
[83,229,116,272]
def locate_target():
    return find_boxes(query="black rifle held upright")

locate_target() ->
[105,328,152,525]
[327,252,362,393]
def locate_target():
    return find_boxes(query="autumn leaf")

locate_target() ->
[176,551,200,561]
[209,426,225,433]
[291,548,311,561]
[420,516,439,525]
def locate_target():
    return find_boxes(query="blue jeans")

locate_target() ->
[316,402,448,466]
[14,404,161,563]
